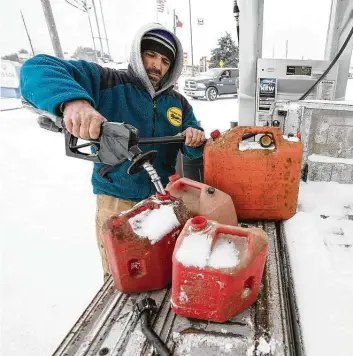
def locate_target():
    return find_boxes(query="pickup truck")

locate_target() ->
[183,68,239,101]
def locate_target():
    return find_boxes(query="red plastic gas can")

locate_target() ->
[166,174,238,226]
[204,126,303,220]
[171,216,268,322]
[102,192,192,293]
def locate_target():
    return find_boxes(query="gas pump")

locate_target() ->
[255,58,338,128]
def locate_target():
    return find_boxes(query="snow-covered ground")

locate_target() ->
[0,108,102,356]
[0,98,23,111]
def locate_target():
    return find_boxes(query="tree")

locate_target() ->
[1,49,31,63]
[209,32,239,68]
[1,53,20,62]
[71,46,112,62]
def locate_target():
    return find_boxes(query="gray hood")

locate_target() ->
[129,23,184,98]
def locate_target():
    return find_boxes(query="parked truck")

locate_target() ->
[183,68,239,101]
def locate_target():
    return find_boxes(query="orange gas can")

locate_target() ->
[204,126,303,220]
[102,192,192,293]
[166,174,238,226]
[171,216,268,322]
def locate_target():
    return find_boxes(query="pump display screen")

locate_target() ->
[286,66,312,76]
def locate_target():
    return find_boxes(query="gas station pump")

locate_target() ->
[236,0,353,129]
[255,58,339,127]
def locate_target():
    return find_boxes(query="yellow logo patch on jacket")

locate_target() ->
[167,107,182,127]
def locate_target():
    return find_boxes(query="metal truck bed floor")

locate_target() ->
[53,222,296,356]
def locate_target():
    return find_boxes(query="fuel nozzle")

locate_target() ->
[126,146,166,195]
[142,162,166,195]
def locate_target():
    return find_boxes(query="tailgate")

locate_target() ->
[53,222,296,356]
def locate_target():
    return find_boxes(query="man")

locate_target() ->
[20,23,205,280]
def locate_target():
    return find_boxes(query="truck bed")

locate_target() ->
[53,222,298,356]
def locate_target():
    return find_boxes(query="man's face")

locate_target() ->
[142,50,171,88]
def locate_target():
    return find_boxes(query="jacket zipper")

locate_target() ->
[152,99,157,136]
[147,99,157,197]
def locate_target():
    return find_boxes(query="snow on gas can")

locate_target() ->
[102,192,192,293]
[166,174,238,226]
[171,216,268,322]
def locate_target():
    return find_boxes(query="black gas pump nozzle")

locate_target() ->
[23,99,186,195]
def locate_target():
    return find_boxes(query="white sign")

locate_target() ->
[0,61,19,89]
[197,18,204,25]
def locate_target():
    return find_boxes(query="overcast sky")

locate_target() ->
[0,0,337,64]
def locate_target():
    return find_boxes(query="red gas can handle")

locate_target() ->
[232,126,284,151]
[190,217,254,259]
[169,176,209,192]
[214,225,254,257]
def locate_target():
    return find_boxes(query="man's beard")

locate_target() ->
[146,68,162,88]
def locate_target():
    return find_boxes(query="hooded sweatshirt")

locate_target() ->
[20,23,203,202]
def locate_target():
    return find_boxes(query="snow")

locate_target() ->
[282,135,300,142]
[208,239,240,269]
[176,232,240,269]
[308,153,353,165]
[173,332,246,355]
[257,337,271,354]
[247,336,280,356]
[239,141,275,151]
[284,181,353,356]
[0,98,23,110]
[175,232,213,268]
[128,205,180,244]
[0,106,102,356]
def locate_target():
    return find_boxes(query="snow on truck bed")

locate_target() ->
[284,181,353,356]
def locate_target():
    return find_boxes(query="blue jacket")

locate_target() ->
[20,53,203,202]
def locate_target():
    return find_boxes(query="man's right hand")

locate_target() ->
[63,100,107,139]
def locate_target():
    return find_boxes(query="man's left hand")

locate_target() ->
[181,127,206,147]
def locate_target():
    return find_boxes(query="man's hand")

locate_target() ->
[63,100,107,139]
[181,127,206,147]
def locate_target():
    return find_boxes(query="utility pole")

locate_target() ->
[98,0,111,57]
[86,9,99,62]
[40,0,64,58]
[92,0,104,59]
[63,0,98,62]
[285,39,288,59]
[20,11,35,56]
[188,0,195,76]
[173,9,176,35]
